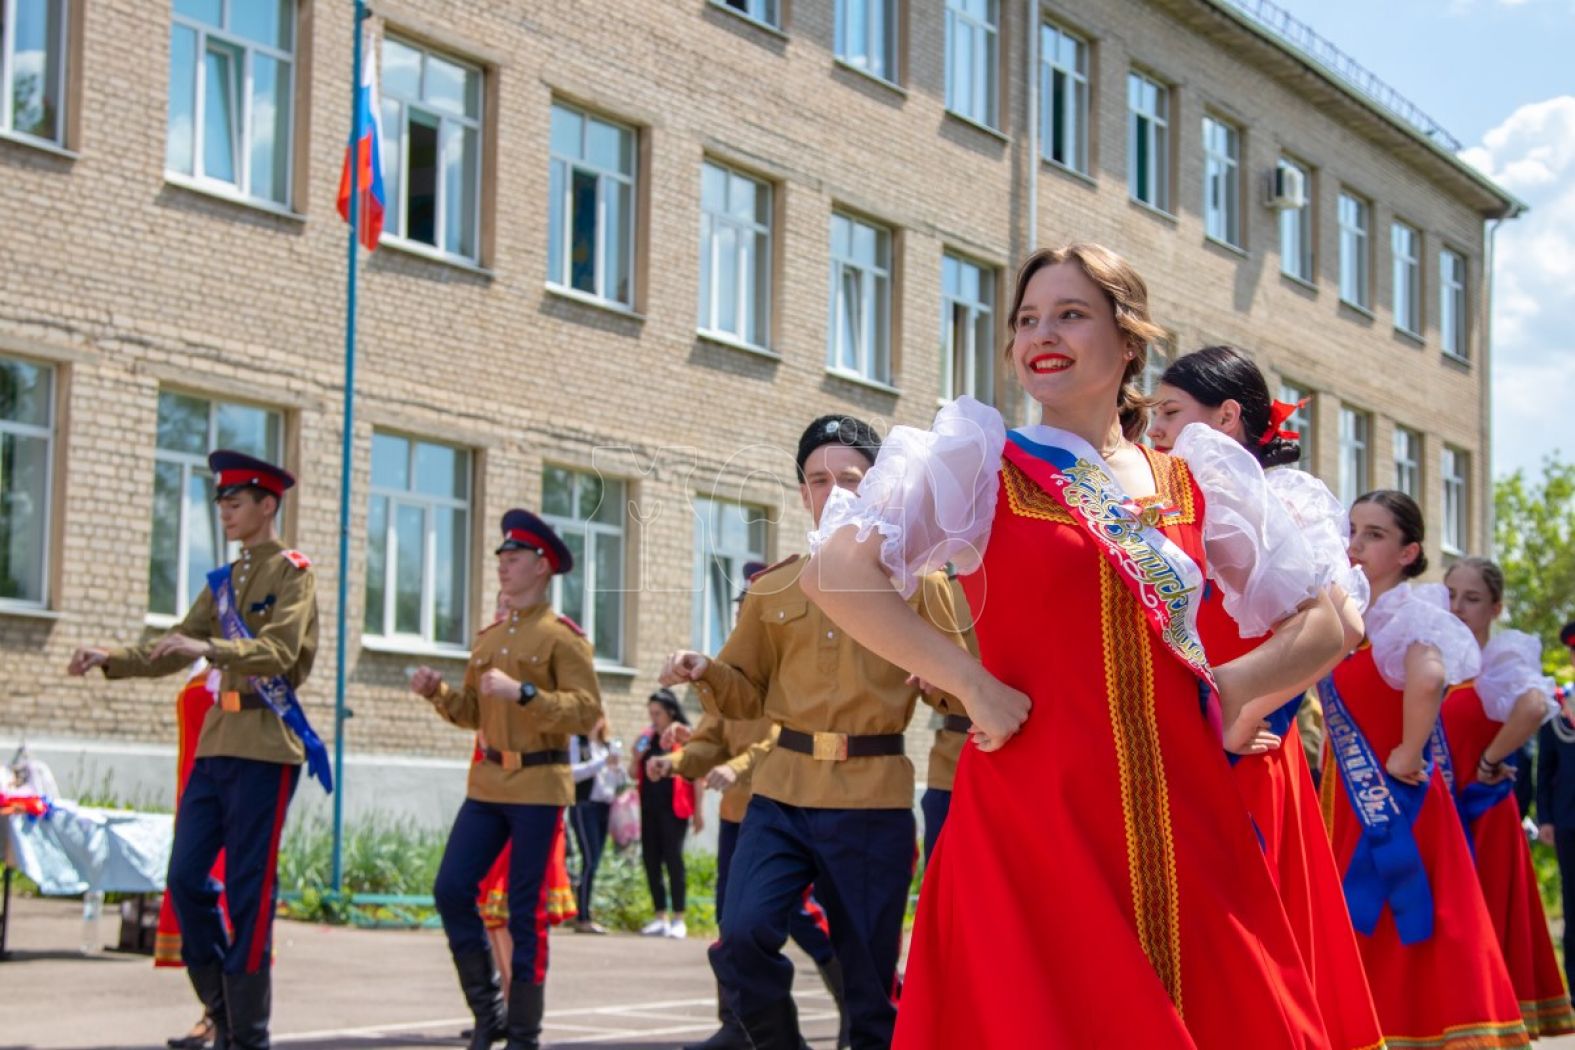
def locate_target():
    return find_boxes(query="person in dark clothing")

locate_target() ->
[568,716,621,934]
[1535,620,1575,1001]
[633,688,698,939]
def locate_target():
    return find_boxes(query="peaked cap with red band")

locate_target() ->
[496,508,573,575]
[208,449,296,500]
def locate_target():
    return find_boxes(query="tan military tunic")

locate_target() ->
[926,574,982,792]
[105,539,317,766]
[696,556,967,810]
[429,600,603,806]
[670,714,776,823]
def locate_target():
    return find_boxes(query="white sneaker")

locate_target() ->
[666,919,687,940]
[640,917,669,937]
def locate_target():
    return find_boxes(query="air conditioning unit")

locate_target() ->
[1265,165,1308,210]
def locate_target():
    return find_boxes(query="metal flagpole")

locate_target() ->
[331,0,368,900]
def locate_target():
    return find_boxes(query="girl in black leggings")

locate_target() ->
[633,688,697,938]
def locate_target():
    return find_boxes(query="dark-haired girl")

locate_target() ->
[1148,345,1382,1050]
[633,688,696,939]
[1324,491,1527,1046]
[1440,557,1575,1037]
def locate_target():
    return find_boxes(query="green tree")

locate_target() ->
[1494,457,1575,676]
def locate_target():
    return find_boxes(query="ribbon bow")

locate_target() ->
[1258,398,1307,447]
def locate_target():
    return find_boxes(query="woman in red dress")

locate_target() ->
[1440,557,1575,1037]
[1147,345,1384,1050]
[805,244,1352,1047]
[1324,491,1528,1047]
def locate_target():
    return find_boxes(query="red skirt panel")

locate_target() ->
[155,670,228,967]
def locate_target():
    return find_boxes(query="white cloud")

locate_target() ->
[1460,95,1575,478]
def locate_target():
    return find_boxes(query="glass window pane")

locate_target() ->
[381,38,421,101]
[363,494,388,633]
[591,477,623,525]
[214,402,277,459]
[12,0,64,140]
[156,391,209,454]
[0,358,50,426]
[230,0,290,50]
[592,532,622,658]
[443,123,478,258]
[393,503,424,634]
[550,104,582,159]
[728,173,757,223]
[830,214,850,259]
[698,214,714,327]
[605,179,632,304]
[380,98,403,238]
[0,432,49,602]
[405,112,439,246]
[249,54,290,204]
[716,223,739,335]
[586,117,628,174]
[558,531,586,623]
[149,459,183,614]
[174,0,221,26]
[167,25,198,175]
[371,432,410,490]
[412,441,465,498]
[701,162,726,212]
[185,470,219,605]
[542,467,573,517]
[569,168,598,294]
[423,54,469,115]
[202,42,241,184]
[433,506,467,645]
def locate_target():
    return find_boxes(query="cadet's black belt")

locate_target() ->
[942,714,973,734]
[219,691,270,713]
[481,747,569,771]
[776,728,905,762]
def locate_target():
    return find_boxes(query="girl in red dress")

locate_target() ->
[1148,345,1384,1050]
[1440,557,1575,1037]
[805,244,1352,1048]
[1324,492,1528,1048]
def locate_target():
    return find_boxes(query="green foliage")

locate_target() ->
[1494,458,1575,677]
[1532,839,1563,919]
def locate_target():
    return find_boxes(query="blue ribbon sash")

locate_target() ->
[208,565,333,793]
[1432,718,1516,855]
[1321,671,1434,944]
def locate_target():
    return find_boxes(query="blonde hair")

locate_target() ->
[1004,243,1166,440]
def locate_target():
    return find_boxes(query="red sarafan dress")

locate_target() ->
[155,664,228,967]
[473,738,578,930]
[1439,629,1575,1037]
[1322,585,1529,1048]
[815,400,1332,1048]
[1193,465,1384,1050]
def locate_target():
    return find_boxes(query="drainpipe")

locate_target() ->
[1026,0,1039,254]
[1482,214,1504,555]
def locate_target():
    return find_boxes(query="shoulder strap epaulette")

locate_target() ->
[476,619,504,637]
[280,549,312,570]
[556,614,587,638]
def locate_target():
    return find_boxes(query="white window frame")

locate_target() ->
[1393,426,1420,499]
[714,0,779,29]
[835,0,897,83]
[543,467,627,665]
[548,101,638,308]
[827,211,893,385]
[167,0,296,206]
[1441,248,1468,361]
[1,0,68,147]
[1279,382,1313,472]
[690,497,768,654]
[1442,445,1468,555]
[1039,20,1088,174]
[1127,70,1170,212]
[0,356,54,610]
[364,432,472,649]
[1278,156,1313,283]
[1338,191,1370,310]
[698,160,772,350]
[940,252,996,404]
[1337,406,1370,507]
[944,0,999,129]
[1391,220,1422,337]
[1203,116,1241,248]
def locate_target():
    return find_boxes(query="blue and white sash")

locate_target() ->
[1321,671,1434,944]
[1431,719,1517,854]
[208,565,333,793]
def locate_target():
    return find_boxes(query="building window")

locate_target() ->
[2,0,68,145]
[542,466,626,663]
[945,0,998,128]
[364,433,471,648]
[827,211,892,385]
[1338,406,1370,507]
[1393,425,1420,500]
[1039,20,1088,174]
[1202,116,1241,248]
[699,161,771,349]
[1277,156,1313,283]
[1391,221,1422,337]
[691,498,767,654]
[1279,382,1313,472]
[715,0,779,28]
[1127,71,1170,212]
[150,391,282,617]
[0,356,53,607]
[167,0,295,206]
[380,36,483,261]
[941,253,995,404]
[1136,341,1171,448]
[1441,445,1468,555]
[1441,248,1468,360]
[1337,191,1370,310]
[548,102,637,308]
[835,0,895,81]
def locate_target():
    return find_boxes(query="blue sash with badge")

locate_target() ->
[1430,720,1516,855]
[1321,671,1433,944]
[208,565,333,793]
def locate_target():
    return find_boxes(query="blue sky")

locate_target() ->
[1270,0,1574,480]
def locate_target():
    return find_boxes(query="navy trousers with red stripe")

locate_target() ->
[168,757,299,974]
[434,799,558,983]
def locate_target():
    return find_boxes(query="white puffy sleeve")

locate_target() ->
[1364,584,1482,690]
[809,396,1006,599]
[1264,468,1370,613]
[1477,630,1557,723]
[1171,423,1322,639]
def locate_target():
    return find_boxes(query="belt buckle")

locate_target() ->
[811,732,848,762]
[220,691,241,713]
[501,751,523,771]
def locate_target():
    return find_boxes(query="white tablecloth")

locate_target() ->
[4,804,173,895]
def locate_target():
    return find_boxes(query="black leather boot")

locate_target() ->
[738,997,807,1050]
[816,958,851,1050]
[453,949,506,1049]
[221,970,271,1050]
[680,980,751,1050]
[503,979,545,1050]
[186,966,230,1050]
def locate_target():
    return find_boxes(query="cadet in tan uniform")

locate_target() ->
[410,509,602,1050]
[661,416,968,1050]
[919,567,981,865]
[68,450,322,1050]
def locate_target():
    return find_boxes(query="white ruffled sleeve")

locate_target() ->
[1171,423,1322,639]
[1264,468,1370,613]
[1476,630,1557,723]
[1364,584,1483,690]
[809,396,1006,599]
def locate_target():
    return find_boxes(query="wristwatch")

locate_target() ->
[517,682,538,707]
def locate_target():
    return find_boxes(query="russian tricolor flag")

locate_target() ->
[336,28,385,251]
